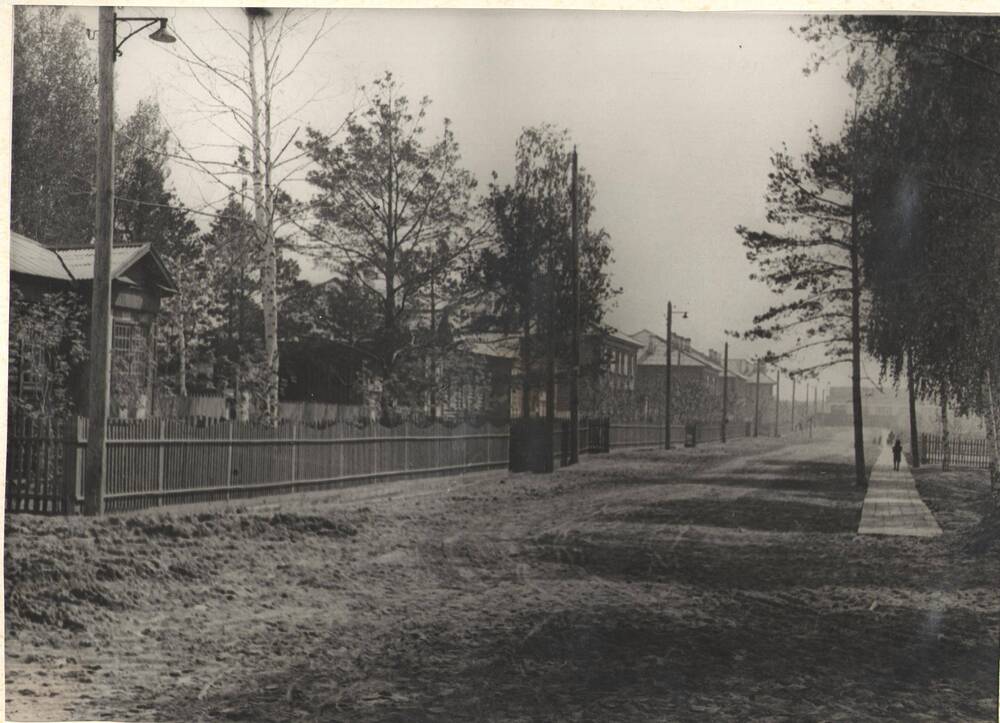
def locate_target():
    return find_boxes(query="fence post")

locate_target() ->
[291,424,298,483]
[463,423,469,473]
[404,420,410,476]
[226,421,234,502]
[374,421,380,480]
[62,420,79,515]
[157,418,165,507]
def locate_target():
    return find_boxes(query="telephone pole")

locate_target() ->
[569,147,580,465]
[84,6,116,516]
[721,342,728,443]
[774,369,780,438]
[791,375,796,432]
[665,302,672,450]
[753,359,761,437]
[544,227,556,473]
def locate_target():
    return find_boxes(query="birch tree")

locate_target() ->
[167,8,332,422]
[806,15,1000,502]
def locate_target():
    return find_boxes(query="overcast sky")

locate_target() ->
[74,7,859,396]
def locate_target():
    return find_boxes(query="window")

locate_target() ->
[14,338,48,398]
[112,321,149,392]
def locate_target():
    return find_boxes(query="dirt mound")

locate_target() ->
[263,512,358,538]
[4,507,365,640]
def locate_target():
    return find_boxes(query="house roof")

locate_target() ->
[10,231,177,294]
[10,232,74,281]
[458,332,520,360]
[628,328,779,384]
[630,329,715,369]
[599,329,644,350]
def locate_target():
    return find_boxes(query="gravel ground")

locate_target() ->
[5,428,998,722]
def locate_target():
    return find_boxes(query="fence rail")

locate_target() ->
[920,433,994,469]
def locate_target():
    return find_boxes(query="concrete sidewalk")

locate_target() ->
[858,444,942,537]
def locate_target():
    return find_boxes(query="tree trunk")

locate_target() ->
[849,194,866,487]
[177,305,187,397]
[247,13,279,426]
[521,314,531,420]
[907,350,919,468]
[940,381,950,471]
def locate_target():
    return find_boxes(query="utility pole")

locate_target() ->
[808,385,814,440]
[429,263,436,421]
[753,359,761,438]
[665,302,672,450]
[791,375,796,432]
[544,220,556,473]
[84,6,116,516]
[569,147,580,465]
[721,342,728,443]
[774,369,780,438]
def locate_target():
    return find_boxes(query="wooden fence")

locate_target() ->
[9,417,510,514]
[5,415,79,514]
[7,414,784,516]
[920,433,994,469]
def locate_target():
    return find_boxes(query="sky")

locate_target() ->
[70,7,858,397]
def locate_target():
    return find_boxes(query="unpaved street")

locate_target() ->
[5,430,999,722]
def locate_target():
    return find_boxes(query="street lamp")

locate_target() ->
[664,301,688,450]
[115,17,176,58]
[84,10,176,516]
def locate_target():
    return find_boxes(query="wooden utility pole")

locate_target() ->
[665,302,672,450]
[721,342,728,443]
[569,147,580,465]
[544,223,556,473]
[84,6,116,516]
[791,375,796,432]
[429,266,437,421]
[774,369,780,438]
[753,359,761,438]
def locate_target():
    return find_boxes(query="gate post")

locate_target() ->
[62,418,83,515]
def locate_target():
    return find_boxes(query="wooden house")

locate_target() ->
[10,231,177,418]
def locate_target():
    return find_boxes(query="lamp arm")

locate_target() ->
[114,18,160,58]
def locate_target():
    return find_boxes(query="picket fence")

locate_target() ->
[5,415,76,514]
[7,414,781,515]
[920,433,994,469]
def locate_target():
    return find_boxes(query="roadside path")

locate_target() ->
[858,443,942,537]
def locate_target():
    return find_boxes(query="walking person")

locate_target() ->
[892,436,903,472]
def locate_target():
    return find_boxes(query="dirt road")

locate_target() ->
[6,429,998,721]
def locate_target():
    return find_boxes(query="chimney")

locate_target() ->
[708,348,720,364]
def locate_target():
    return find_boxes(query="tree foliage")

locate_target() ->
[11,6,96,244]
[471,125,619,415]
[301,72,481,416]
[736,124,860,377]
[8,286,89,418]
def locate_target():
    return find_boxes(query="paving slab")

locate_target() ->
[858,444,942,537]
